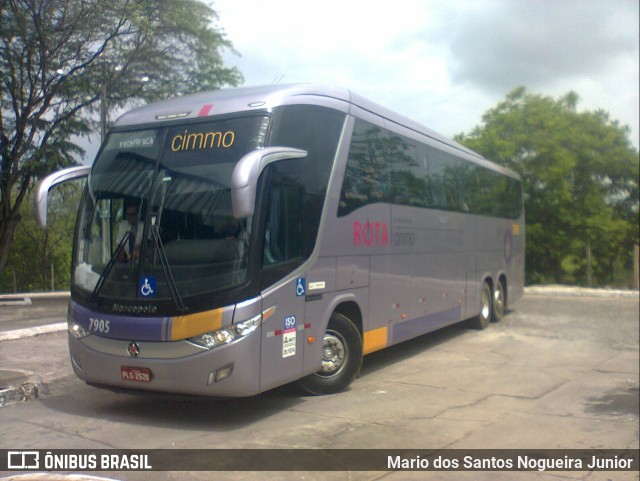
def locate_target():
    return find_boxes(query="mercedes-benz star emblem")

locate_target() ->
[127,341,140,357]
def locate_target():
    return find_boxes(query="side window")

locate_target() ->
[262,160,304,268]
[339,119,523,219]
[462,164,522,219]
[269,105,345,255]
[423,146,445,210]
[340,120,449,214]
[442,158,466,212]
[388,135,426,207]
[339,120,390,216]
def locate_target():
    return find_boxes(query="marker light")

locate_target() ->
[188,306,276,350]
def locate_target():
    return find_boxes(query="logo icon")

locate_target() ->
[284,315,297,330]
[7,451,39,469]
[127,341,140,357]
[295,278,306,296]
[139,276,156,298]
[504,227,512,263]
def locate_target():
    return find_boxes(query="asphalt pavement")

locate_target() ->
[0,293,69,407]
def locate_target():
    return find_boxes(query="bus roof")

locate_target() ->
[114,84,518,180]
[113,84,351,127]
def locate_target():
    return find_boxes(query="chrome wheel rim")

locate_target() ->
[481,286,491,321]
[318,330,347,378]
[494,284,505,318]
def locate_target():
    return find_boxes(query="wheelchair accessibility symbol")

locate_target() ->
[139,276,156,298]
[295,278,306,297]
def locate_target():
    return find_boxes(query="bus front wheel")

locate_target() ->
[298,312,363,395]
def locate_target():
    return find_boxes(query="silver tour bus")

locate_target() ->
[37,84,525,397]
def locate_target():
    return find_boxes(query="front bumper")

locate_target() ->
[68,328,262,397]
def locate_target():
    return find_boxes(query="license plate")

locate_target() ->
[120,366,152,383]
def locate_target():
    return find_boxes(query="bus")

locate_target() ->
[36,84,524,397]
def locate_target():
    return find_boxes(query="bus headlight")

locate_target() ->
[188,307,274,350]
[68,319,91,339]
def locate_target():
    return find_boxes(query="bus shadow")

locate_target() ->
[359,321,470,378]
[39,382,308,432]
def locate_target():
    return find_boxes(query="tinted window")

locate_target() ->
[339,118,522,218]
[338,122,390,215]
[262,160,304,267]
[268,105,346,258]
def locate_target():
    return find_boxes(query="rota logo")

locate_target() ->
[353,221,389,247]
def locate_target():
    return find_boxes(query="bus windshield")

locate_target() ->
[73,115,270,304]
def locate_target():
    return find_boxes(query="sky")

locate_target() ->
[210,0,640,148]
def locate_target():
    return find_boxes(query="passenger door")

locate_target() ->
[259,165,307,391]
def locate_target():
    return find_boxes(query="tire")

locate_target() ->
[298,312,363,395]
[468,281,492,330]
[492,279,506,322]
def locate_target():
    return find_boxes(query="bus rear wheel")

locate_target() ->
[492,279,506,322]
[469,281,492,330]
[298,312,362,395]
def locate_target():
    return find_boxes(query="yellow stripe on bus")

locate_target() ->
[363,326,388,355]
[171,308,223,340]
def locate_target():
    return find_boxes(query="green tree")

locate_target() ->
[455,87,639,286]
[0,181,81,292]
[0,0,242,279]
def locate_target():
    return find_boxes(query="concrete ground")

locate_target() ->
[0,287,638,480]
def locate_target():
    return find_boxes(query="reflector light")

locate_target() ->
[198,104,213,117]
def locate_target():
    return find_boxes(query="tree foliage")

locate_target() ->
[0,0,242,280]
[0,181,81,292]
[456,87,639,286]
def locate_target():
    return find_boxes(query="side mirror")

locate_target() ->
[36,165,91,227]
[231,147,307,218]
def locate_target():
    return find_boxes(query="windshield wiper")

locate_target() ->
[150,223,187,311]
[91,233,130,300]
